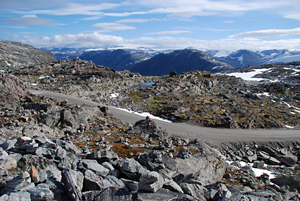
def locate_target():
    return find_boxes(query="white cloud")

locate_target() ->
[285,13,300,21]
[1,16,54,26]
[117,18,166,23]
[21,15,37,18]
[92,22,136,32]
[231,27,300,38]
[146,30,192,35]
[224,21,234,24]
[21,32,126,48]
[19,32,300,51]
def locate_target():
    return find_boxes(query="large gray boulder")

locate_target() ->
[1,171,35,195]
[87,150,119,163]
[83,169,103,191]
[138,171,164,193]
[82,187,132,201]
[0,192,31,201]
[180,183,210,200]
[120,158,148,181]
[62,169,84,201]
[28,183,54,201]
[79,159,109,177]
[174,143,227,185]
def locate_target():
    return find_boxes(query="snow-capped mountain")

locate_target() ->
[79,48,157,71]
[41,47,86,61]
[207,49,300,68]
[44,46,300,71]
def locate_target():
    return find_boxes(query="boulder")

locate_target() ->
[0,192,31,201]
[0,153,21,170]
[28,183,54,201]
[18,154,59,172]
[120,158,148,181]
[87,150,119,163]
[163,179,184,193]
[1,139,17,150]
[82,187,132,201]
[79,159,109,177]
[83,169,103,191]
[1,171,35,194]
[174,152,227,185]
[121,178,139,193]
[277,154,298,167]
[102,175,126,190]
[138,171,164,193]
[62,169,84,201]
[135,150,177,172]
[55,139,81,155]
[180,183,210,200]
[137,188,183,201]
[205,183,232,201]
[57,152,79,170]
[29,166,39,184]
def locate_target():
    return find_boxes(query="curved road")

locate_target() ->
[28,90,300,146]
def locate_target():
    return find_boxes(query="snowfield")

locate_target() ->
[225,68,272,81]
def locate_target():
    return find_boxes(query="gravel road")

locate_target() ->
[28,90,300,146]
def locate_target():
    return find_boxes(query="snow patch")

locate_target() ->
[228,161,276,180]
[256,92,270,97]
[5,61,11,66]
[285,125,294,129]
[110,93,120,98]
[114,107,173,123]
[225,68,271,81]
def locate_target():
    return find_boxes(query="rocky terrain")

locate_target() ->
[1,71,300,200]
[14,58,300,129]
[0,40,57,69]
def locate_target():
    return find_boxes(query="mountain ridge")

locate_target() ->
[44,46,300,73]
[0,40,57,68]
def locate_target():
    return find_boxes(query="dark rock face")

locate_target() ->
[0,40,57,68]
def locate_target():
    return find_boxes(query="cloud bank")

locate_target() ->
[20,32,300,51]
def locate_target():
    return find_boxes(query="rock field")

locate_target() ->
[0,59,300,200]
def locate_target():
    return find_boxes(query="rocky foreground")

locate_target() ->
[14,58,300,129]
[1,60,300,200]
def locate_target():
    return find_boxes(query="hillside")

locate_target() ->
[129,49,235,75]
[80,49,152,71]
[0,40,57,69]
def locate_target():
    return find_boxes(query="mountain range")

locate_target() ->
[1,39,300,76]
[46,46,300,75]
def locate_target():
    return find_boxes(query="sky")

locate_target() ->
[1,0,300,51]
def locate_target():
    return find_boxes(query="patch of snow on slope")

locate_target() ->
[114,107,173,123]
[268,54,300,63]
[228,161,276,179]
[214,50,234,57]
[226,68,271,81]
[110,93,120,98]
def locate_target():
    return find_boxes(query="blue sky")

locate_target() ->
[1,0,300,51]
